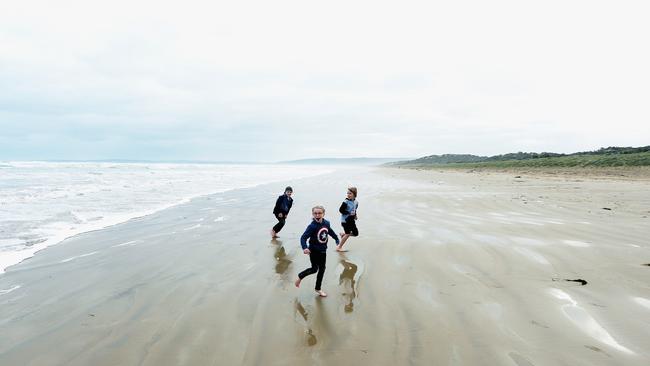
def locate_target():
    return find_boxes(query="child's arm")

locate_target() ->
[300,224,315,251]
[328,224,340,245]
[338,202,348,214]
[273,196,282,215]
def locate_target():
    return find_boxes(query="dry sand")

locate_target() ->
[1,167,649,366]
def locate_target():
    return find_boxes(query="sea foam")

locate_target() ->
[0,162,332,273]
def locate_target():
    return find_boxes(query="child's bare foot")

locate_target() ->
[294,278,301,288]
[336,245,347,252]
[316,290,327,297]
[270,229,278,238]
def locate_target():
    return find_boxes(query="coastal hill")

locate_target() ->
[388,146,650,168]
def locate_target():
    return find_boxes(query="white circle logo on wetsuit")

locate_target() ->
[317,227,328,243]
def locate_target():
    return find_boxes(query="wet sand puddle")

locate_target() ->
[548,288,635,355]
[632,297,650,310]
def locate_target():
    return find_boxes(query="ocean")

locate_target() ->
[0,161,331,273]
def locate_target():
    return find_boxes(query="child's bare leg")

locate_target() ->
[316,290,327,297]
[295,278,302,287]
[336,234,350,251]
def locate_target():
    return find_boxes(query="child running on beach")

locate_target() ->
[336,187,359,252]
[271,186,293,238]
[295,205,339,297]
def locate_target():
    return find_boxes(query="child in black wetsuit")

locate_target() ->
[336,187,358,252]
[271,186,293,238]
[295,205,339,297]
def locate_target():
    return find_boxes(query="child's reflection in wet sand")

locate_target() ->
[271,239,292,275]
[339,258,358,313]
[294,299,317,346]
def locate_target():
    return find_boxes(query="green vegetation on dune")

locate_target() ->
[390,146,650,168]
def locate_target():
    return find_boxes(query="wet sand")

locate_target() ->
[1,167,649,365]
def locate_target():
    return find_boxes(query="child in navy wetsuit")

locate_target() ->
[271,186,293,238]
[336,187,358,252]
[295,205,339,297]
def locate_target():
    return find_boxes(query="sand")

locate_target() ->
[1,167,649,365]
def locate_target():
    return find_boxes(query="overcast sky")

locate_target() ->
[1,0,649,162]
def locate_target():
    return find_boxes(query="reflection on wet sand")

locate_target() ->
[339,258,358,313]
[295,299,317,346]
[271,239,292,275]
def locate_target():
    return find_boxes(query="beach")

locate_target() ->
[1,167,649,365]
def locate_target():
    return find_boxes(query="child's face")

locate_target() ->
[346,191,354,199]
[312,209,324,221]
[285,191,292,197]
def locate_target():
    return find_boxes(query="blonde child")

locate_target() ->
[295,206,339,297]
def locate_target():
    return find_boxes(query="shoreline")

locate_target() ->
[0,168,336,274]
[1,191,217,275]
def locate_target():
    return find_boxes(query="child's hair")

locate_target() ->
[347,186,358,198]
[285,186,293,193]
[312,205,325,214]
